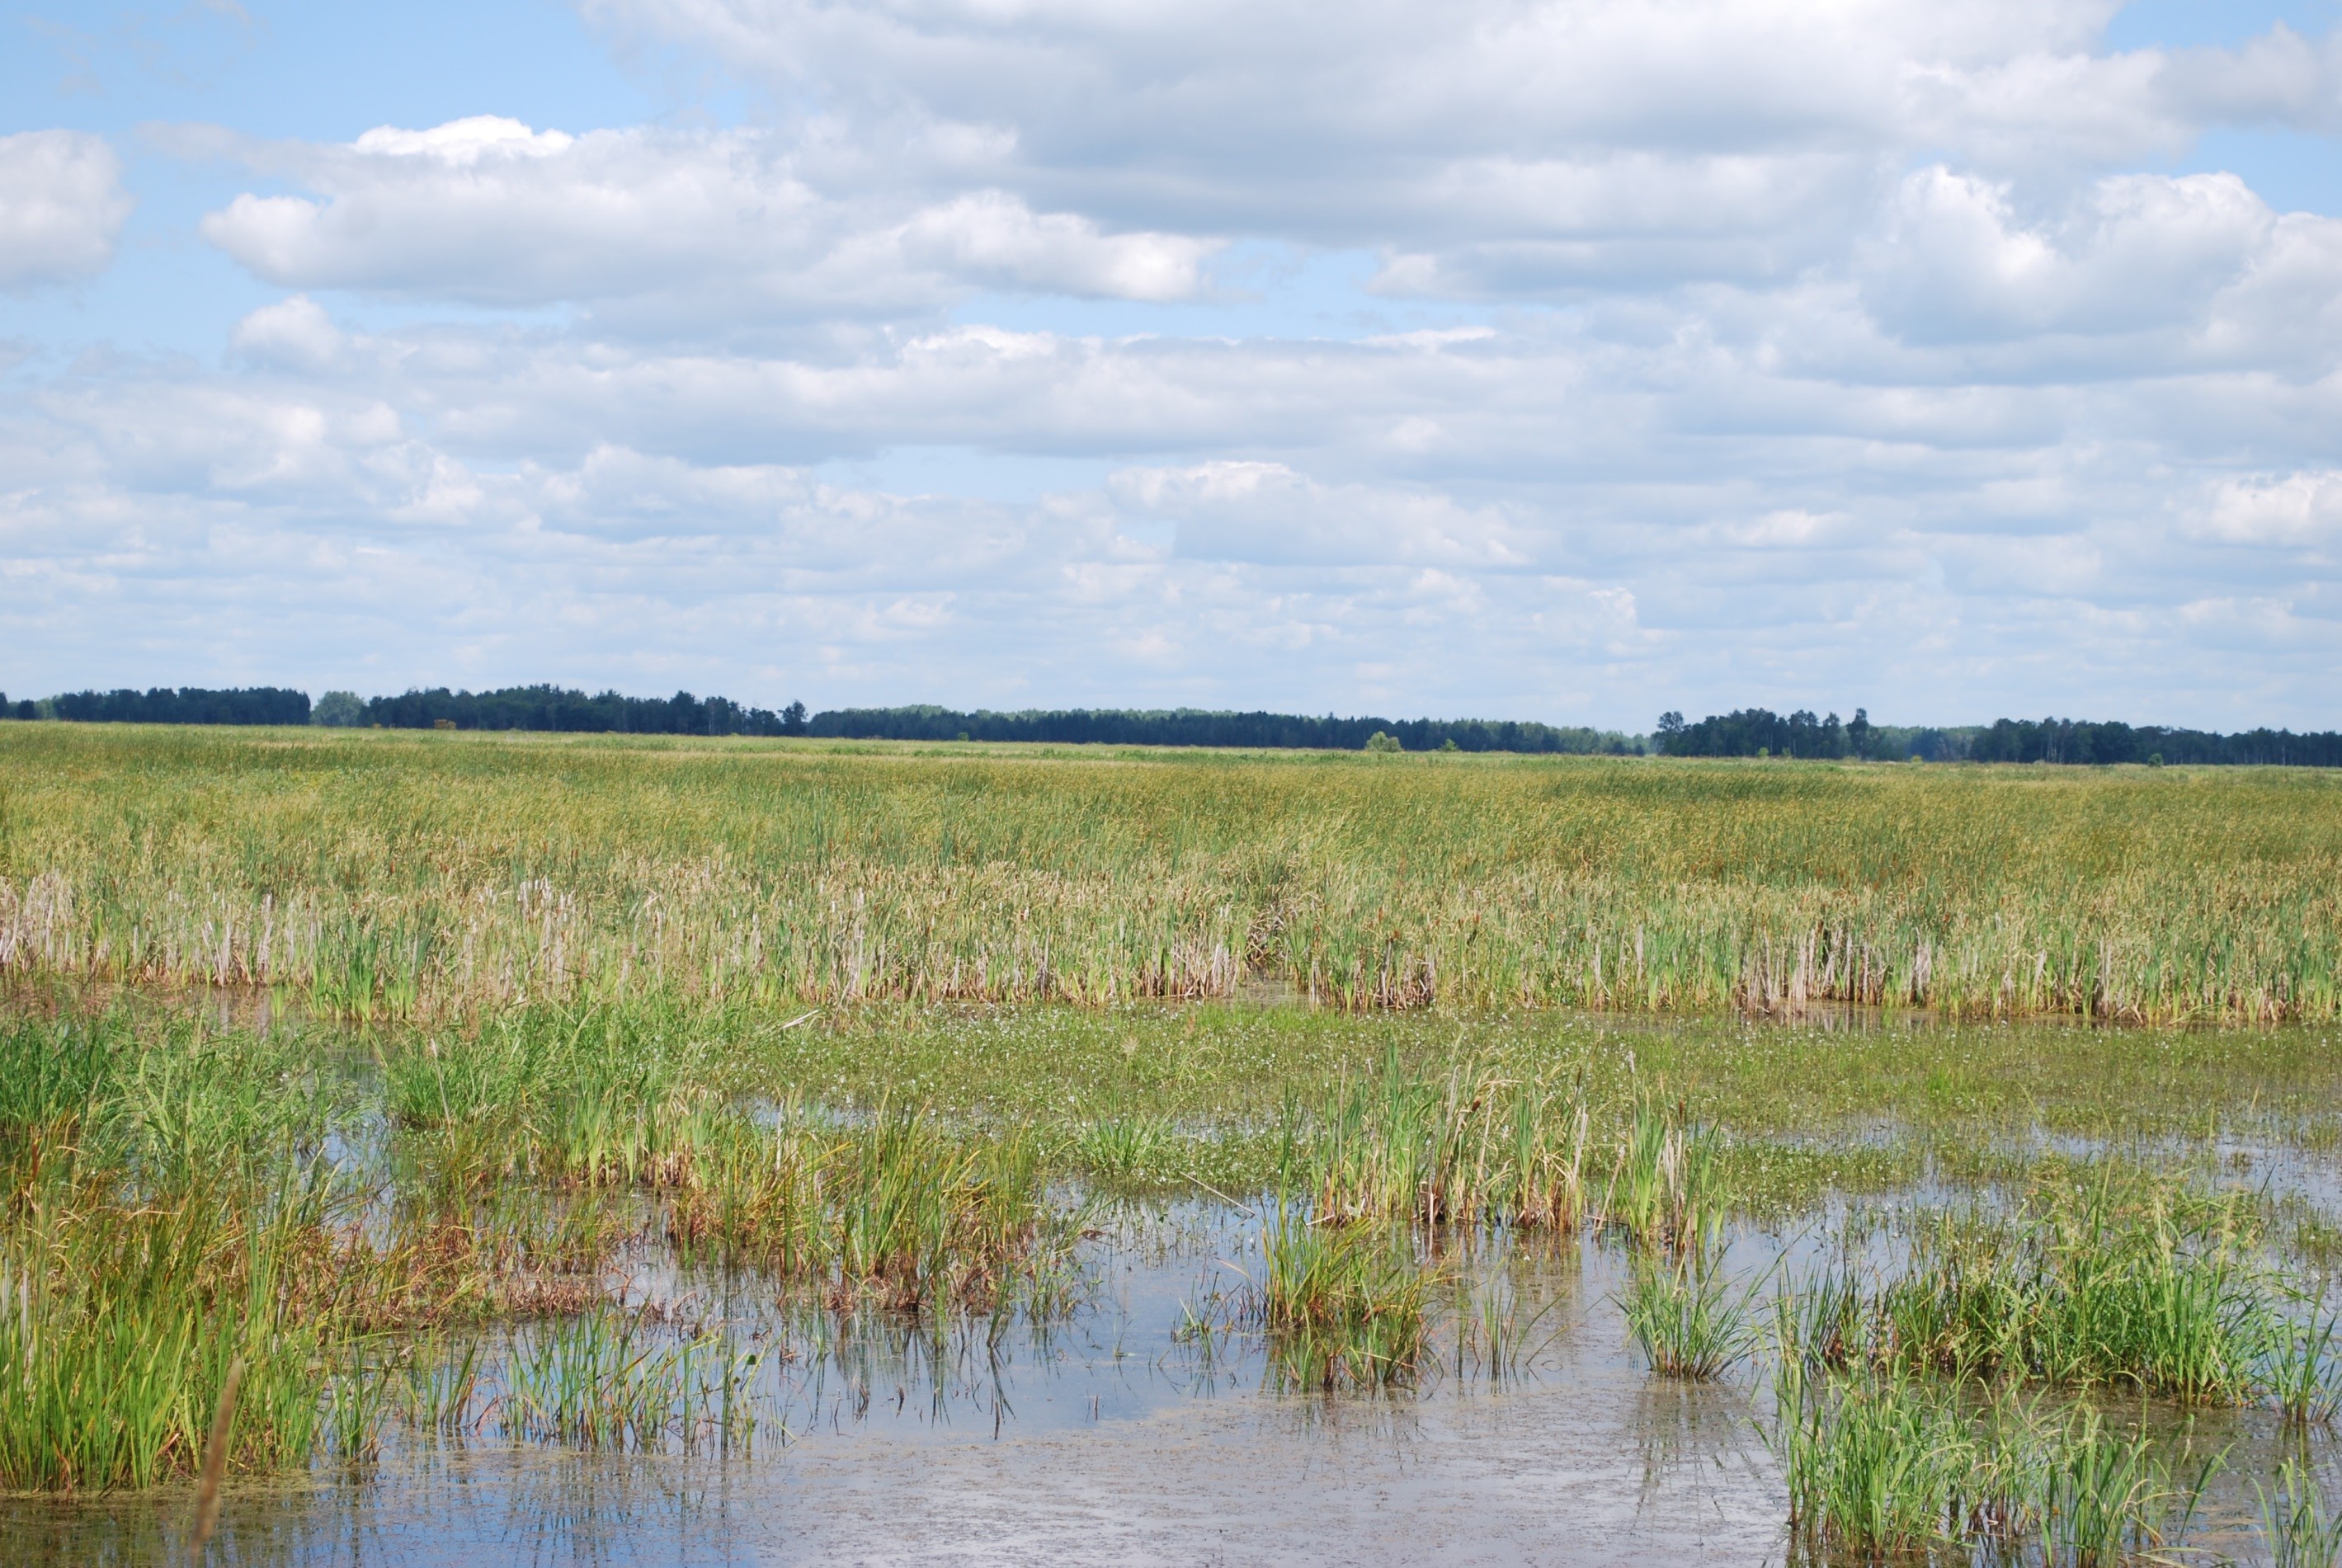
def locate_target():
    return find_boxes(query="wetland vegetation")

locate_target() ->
[1,724,2339,1562]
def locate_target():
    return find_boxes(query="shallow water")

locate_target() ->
[10,999,2342,1566]
[9,1207,2327,1566]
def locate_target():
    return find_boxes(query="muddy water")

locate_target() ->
[6,1204,2322,1567]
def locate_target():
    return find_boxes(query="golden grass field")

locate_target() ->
[3,722,2340,1021]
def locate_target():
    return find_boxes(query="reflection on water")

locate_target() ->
[13,1203,2333,1566]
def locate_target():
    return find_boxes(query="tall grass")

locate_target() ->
[1774,1359,2213,1562]
[1782,1172,2296,1405]
[2260,1457,2342,1568]
[1304,1047,1589,1229]
[0,1189,342,1490]
[1242,1207,1440,1391]
[497,1308,756,1450]
[6,725,2342,1021]
[1621,1246,1761,1379]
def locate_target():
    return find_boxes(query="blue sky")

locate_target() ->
[4,0,2342,729]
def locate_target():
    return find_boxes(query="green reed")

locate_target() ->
[1243,1207,1440,1391]
[1774,1359,2212,1563]
[666,1103,1063,1313]
[0,1186,343,1490]
[1784,1171,2295,1405]
[497,1307,756,1450]
[2260,1457,2342,1568]
[7,724,2342,1023]
[1621,1245,1761,1379]
[1304,1047,1590,1229]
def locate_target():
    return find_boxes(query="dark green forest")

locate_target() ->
[1653,708,2342,766]
[8,685,2342,766]
[804,706,1640,753]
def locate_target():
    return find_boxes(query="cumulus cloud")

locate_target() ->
[9,283,2342,722]
[196,119,1218,318]
[582,0,2330,245]
[1857,167,2296,344]
[2202,471,2342,546]
[11,1,2342,724]
[1112,461,1534,567]
[0,130,134,290]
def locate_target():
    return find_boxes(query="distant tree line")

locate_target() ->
[805,706,1644,753]
[1656,708,2342,766]
[1962,717,2342,767]
[7,685,2340,767]
[351,685,810,737]
[10,687,315,725]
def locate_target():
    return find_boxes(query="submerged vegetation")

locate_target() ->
[4,724,2342,1022]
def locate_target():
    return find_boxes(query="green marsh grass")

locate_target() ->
[4,970,2342,1563]
[1773,1360,2214,1564]
[1621,1245,1762,1379]
[1243,1208,1441,1391]
[1784,1172,2293,1405]
[497,1307,756,1450]
[1306,1047,1590,1229]
[2260,1457,2342,1568]
[8,723,2342,1022]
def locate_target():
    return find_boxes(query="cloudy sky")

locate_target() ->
[4,0,2340,729]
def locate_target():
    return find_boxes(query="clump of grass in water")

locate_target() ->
[1777,1169,2299,1406]
[2263,1302,2342,1427]
[1066,1113,1180,1188]
[1620,1245,1762,1380]
[1599,1097,1726,1251]
[0,1184,344,1490]
[667,1101,1067,1315]
[1773,1357,2213,1563]
[1238,1207,1439,1392]
[497,1307,758,1450]
[0,1013,375,1491]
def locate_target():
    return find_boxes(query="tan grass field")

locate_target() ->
[2,722,2338,1022]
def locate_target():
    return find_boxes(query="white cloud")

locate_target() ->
[2202,471,2342,545]
[10,2,2342,727]
[230,295,349,371]
[0,131,134,290]
[1857,167,2302,344]
[7,291,2342,723]
[196,121,1218,318]
[1111,461,1532,567]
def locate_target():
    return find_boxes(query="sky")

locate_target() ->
[2,0,2341,730]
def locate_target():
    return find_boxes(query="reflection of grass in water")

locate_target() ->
[2260,1457,2342,1568]
[497,1308,757,1451]
[1240,1208,1440,1392]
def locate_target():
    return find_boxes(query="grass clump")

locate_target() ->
[1620,1246,1761,1380]
[1306,1048,1590,1229]
[1781,1170,2299,1406]
[0,1012,369,1490]
[1774,1358,2212,1563]
[667,1103,1063,1314]
[2260,1457,2342,1568]
[498,1308,756,1450]
[1241,1208,1440,1391]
